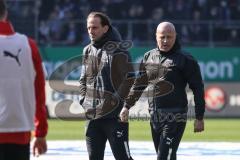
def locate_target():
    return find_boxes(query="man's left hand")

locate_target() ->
[32,137,47,157]
[194,119,204,133]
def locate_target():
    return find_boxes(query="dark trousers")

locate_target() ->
[85,118,133,160]
[0,143,30,160]
[150,112,187,160]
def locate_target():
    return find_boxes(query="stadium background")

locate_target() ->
[8,0,237,118]
[5,0,240,159]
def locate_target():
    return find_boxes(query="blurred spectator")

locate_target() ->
[128,2,147,45]
[64,22,78,45]
[229,0,240,20]
[78,1,90,18]
[218,0,231,21]
[228,29,240,45]
[180,24,191,44]
[208,6,219,20]
[38,20,50,44]
[174,0,190,20]
[151,7,164,21]
[48,5,64,43]
[128,3,145,19]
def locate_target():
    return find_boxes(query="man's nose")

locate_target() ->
[163,38,167,43]
[88,28,93,34]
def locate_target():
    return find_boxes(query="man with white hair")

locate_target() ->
[120,21,205,160]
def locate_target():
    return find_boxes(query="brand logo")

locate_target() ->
[205,86,226,112]
[116,130,124,138]
[166,137,174,145]
[3,49,22,66]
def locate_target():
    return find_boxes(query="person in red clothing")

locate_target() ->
[0,0,48,160]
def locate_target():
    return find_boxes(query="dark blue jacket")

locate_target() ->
[125,39,205,120]
[79,27,134,119]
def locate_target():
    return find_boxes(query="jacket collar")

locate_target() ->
[91,26,122,49]
[0,21,15,35]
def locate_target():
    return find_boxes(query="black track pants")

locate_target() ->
[86,118,133,160]
[150,113,187,160]
[0,143,30,160]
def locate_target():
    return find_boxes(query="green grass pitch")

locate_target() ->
[46,118,240,141]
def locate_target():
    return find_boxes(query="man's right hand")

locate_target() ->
[120,107,129,122]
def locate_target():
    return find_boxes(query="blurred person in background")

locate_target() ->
[120,21,205,160]
[0,0,48,160]
[229,29,240,45]
[64,22,78,45]
[79,12,134,160]
[38,20,50,44]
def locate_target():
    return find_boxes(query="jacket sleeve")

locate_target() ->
[79,47,87,106]
[183,55,205,120]
[124,57,148,109]
[112,51,135,103]
[28,38,48,137]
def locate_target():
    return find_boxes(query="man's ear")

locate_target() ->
[103,25,109,34]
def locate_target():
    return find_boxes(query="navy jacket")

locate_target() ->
[125,39,205,120]
[79,27,134,119]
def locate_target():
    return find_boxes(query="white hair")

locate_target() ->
[156,22,176,33]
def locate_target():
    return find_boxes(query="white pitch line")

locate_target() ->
[31,141,240,160]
